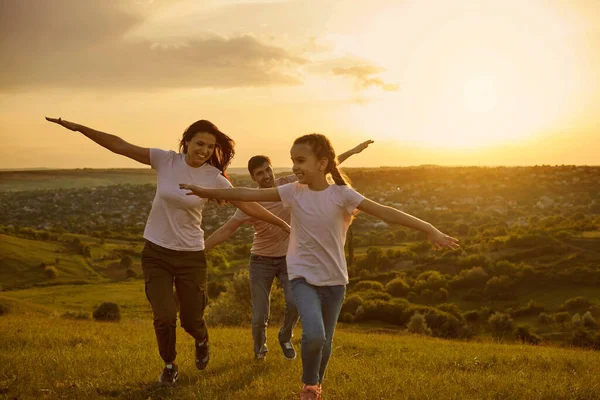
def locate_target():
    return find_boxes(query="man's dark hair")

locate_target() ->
[247,155,272,175]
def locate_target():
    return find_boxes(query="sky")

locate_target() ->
[0,0,599,169]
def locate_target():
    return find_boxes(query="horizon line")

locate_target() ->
[2,164,600,172]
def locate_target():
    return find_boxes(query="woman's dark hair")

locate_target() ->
[293,133,351,186]
[179,120,235,179]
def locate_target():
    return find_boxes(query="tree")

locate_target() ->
[346,225,355,267]
[572,313,582,329]
[537,312,554,325]
[365,247,383,271]
[515,325,541,345]
[561,296,591,311]
[385,278,410,297]
[582,311,597,329]
[93,302,121,322]
[485,275,514,300]
[120,255,133,268]
[44,266,58,279]
[451,267,489,290]
[407,312,432,335]
[394,230,407,243]
[341,294,363,316]
[353,280,385,292]
[488,312,513,338]
[554,312,570,326]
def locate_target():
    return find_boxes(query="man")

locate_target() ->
[204,140,373,361]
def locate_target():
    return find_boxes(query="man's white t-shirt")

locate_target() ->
[230,175,295,257]
[277,182,365,286]
[143,148,232,251]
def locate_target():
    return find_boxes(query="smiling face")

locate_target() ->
[185,132,216,167]
[290,143,328,185]
[251,161,276,188]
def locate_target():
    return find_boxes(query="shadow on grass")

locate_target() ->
[94,363,271,399]
[96,380,184,399]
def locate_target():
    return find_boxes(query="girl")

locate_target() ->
[180,133,459,399]
[45,117,290,385]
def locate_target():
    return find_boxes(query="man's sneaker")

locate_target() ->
[280,341,297,360]
[254,352,267,362]
[299,384,322,400]
[195,337,210,370]
[158,363,178,385]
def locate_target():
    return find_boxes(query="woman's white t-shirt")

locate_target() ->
[143,148,232,251]
[277,182,365,286]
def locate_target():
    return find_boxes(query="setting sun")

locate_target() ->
[326,0,592,152]
[462,76,497,114]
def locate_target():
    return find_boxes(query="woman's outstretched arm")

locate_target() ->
[45,117,150,165]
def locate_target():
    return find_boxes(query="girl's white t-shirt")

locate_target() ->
[143,148,232,251]
[277,182,365,286]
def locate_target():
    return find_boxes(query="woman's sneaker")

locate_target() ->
[280,341,297,360]
[195,337,210,370]
[158,363,178,385]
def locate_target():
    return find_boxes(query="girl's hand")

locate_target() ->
[45,117,79,131]
[179,184,208,198]
[428,228,460,250]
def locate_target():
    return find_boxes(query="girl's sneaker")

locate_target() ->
[299,384,322,400]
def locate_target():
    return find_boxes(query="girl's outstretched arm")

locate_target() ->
[45,117,150,165]
[357,198,459,250]
[179,184,281,202]
[231,201,290,233]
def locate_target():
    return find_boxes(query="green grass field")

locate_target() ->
[1,314,600,400]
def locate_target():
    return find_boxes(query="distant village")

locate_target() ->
[1,166,598,238]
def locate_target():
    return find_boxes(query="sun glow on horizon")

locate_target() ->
[329,0,587,150]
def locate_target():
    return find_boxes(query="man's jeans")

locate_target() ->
[291,278,346,385]
[249,254,299,356]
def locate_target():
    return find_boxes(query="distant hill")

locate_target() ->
[0,167,293,191]
[0,234,104,289]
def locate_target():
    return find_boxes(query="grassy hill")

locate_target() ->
[0,233,151,290]
[1,314,599,399]
[0,234,105,289]
[0,280,149,319]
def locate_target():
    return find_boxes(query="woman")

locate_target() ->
[45,117,290,385]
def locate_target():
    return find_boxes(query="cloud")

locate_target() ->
[332,65,399,92]
[0,0,305,91]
